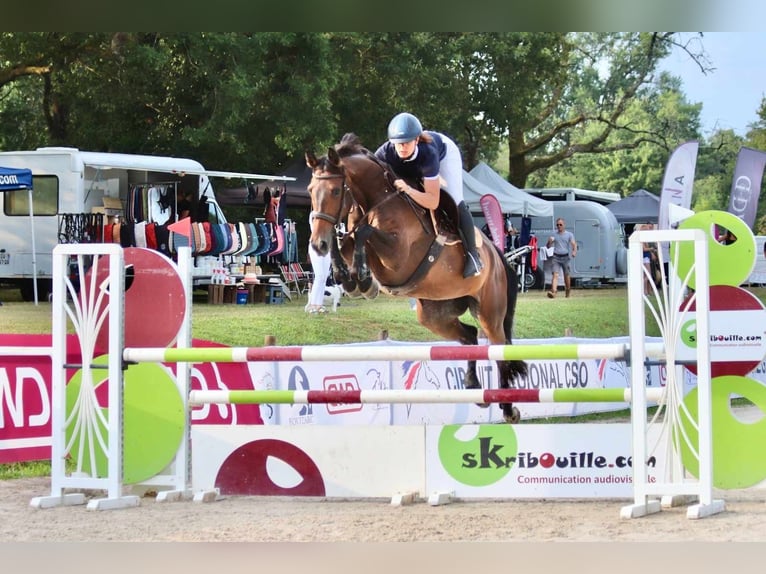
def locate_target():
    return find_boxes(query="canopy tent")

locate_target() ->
[0,167,38,304]
[215,159,311,209]
[606,188,660,223]
[0,166,32,191]
[467,162,553,217]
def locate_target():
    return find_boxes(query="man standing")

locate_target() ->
[547,218,577,299]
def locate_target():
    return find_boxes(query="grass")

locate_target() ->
[0,284,664,342]
[8,283,766,343]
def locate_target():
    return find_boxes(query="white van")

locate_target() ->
[0,147,289,300]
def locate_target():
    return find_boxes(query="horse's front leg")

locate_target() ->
[350,225,379,297]
[331,235,358,295]
[352,225,373,283]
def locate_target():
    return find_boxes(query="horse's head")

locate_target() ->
[305,145,351,257]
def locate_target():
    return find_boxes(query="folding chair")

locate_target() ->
[279,264,301,296]
[290,262,314,294]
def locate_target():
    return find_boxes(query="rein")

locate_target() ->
[310,155,442,293]
[311,164,432,239]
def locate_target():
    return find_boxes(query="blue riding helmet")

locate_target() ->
[387,112,423,143]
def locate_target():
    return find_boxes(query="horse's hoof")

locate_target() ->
[503,406,521,424]
[475,402,490,409]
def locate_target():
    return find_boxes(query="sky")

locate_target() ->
[661,32,766,137]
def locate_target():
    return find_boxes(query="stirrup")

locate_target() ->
[463,253,483,278]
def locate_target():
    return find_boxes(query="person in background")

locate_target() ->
[374,112,483,278]
[176,191,193,220]
[547,217,577,299]
[719,228,737,245]
[505,219,519,252]
[639,222,657,295]
[305,211,332,314]
[263,187,279,225]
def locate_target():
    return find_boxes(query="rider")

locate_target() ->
[374,112,484,278]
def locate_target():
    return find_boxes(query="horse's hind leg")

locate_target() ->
[497,360,527,423]
[416,299,482,390]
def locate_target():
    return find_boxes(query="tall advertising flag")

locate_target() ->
[479,193,505,252]
[727,146,766,229]
[658,141,699,231]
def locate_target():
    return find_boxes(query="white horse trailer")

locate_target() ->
[0,147,287,301]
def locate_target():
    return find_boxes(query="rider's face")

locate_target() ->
[393,140,417,159]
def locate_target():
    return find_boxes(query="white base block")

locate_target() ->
[687,499,726,519]
[428,491,453,506]
[193,488,221,503]
[620,499,662,519]
[86,495,141,511]
[29,493,86,509]
[391,491,418,506]
[661,494,698,508]
[155,489,194,503]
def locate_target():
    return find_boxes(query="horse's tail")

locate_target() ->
[498,245,527,380]
[498,244,518,342]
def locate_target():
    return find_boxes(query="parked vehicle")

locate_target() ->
[502,201,628,289]
[0,147,287,300]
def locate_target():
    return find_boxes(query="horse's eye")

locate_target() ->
[333,187,341,197]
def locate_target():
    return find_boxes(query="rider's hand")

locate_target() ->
[393,179,410,195]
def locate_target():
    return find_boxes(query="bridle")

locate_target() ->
[310,157,431,238]
[309,172,348,227]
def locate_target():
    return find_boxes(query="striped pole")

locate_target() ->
[123,342,665,365]
[188,387,666,406]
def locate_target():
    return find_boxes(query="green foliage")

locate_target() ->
[0,460,51,479]
[0,32,721,194]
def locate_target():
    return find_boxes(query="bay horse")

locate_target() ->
[305,133,527,423]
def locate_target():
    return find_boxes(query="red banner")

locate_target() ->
[479,193,505,252]
[0,334,261,464]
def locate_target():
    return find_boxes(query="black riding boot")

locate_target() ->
[457,201,483,278]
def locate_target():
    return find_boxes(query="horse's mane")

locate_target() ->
[335,132,393,176]
[335,132,368,158]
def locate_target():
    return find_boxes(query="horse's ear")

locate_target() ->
[328,147,341,167]
[305,151,317,169]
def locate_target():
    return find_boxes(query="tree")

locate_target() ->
[526,72,703,194]
[468,32,710,188]
[0,32,713,194]
[0,33,341,174]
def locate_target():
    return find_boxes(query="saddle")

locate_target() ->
[429,189,482,249]
[432,190,460,239]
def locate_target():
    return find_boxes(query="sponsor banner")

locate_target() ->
[273,360,393,425]
[175,339,265,426]
[4,333,766,463]
[190,423,667,499]
[0,335,262,463]
[191,424,425,497]
[727,147,766,229]
[676,285,766,377]
[426,423,666,498]
[479,193,505,252]
[658,141,699,260]
[658,141,698,230]
[0,334,69,464]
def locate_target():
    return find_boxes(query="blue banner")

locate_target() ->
[0,166,33,191]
